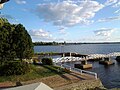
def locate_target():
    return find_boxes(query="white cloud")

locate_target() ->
[105,0,118,6]
[98,16,120,22]
[29,29,66,42]
[35,0,104,27]
[29,29,53,40]
[15,0,26,4]
[58,27,67,35]
[105,0,120,14]
[94,28,117,37]
[114,9,120,13]
[112,0,120,7]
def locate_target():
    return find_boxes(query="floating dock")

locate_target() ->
[74,60,92,69]
[99,57,114,65]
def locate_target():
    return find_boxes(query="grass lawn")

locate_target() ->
[0,64,66,83]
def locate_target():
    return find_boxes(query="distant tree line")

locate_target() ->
[33,41,66,46]
[33,41,83,46]
[33,41,120,46]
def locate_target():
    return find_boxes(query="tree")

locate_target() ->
[0,22,15,62]
[0,18,8,26]
[0,18,33,63]
[13,24,34,60]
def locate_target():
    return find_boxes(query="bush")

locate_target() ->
[0,61,31,76]
[33,59,38,64]
[42,58,53,65]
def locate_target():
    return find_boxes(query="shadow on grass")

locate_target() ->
[38,64,85,81]
[41,65,72,80]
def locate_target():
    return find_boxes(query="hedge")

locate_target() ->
[41,58,53,65]
[0,61,31,76]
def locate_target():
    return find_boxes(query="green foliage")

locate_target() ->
[42,58,53,65]
[0,61,31,76]
[33,59,39,64]
[0,18,8,26]
[33,41,63,46]
[12,24,34,60]
[0,22,15,62]
[0,18,34,63]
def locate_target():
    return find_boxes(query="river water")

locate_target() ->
[34,44,120,89]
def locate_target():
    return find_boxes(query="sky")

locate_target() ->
[1,0,120,42]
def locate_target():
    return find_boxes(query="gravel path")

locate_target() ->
[20,72,95,88]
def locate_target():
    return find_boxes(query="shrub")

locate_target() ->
[33,59,38,64]
[41,58,53,65]
[0,61,31,76]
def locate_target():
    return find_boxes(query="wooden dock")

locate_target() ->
[53,52,120,63]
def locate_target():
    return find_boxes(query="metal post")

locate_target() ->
[109,56,110,61]
[69,67,71,71]
[80,70,82,74]
[63,53,65,57]
[95,73,97,79]
[61,45,64,53]
[70,52,71,57]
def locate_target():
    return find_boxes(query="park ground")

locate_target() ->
[0,64,105,90]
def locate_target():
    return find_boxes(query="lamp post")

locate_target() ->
[61,45,65,57]
[61,45,64,53]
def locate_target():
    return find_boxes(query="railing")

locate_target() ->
[55,63,97,80]
[72,68,98,79]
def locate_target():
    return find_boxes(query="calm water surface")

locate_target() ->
[34,44,120,54]
[34,44,120,89]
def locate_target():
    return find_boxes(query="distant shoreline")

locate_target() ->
[33,42,120,46]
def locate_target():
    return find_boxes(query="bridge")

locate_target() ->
[53,52,120,63]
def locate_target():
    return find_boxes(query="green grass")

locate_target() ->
[0,64,66,82]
